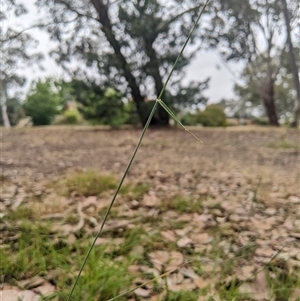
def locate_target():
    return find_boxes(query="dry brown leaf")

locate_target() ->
[18,277,45,289]
[150,291,166,301]
[168,251,184,268]
[128,265,140,274]
[67,234,77,245]
[177,237,192,248]
[167,283,182,292]
[161,230,177,242]
[80,196,98,209]
[177,214,193,222]
[251,218,274,231]
[194,277,210,289]
[140,267,160,279]
[290,288,300,301]
[142,191,159,207]
[190,232,212,245]
[33,283,55,297]
[241,265,255,278]
[0,290,40,301]
[149,251,169,271]
[255,247,274,258]
[134,287,151,298]
[180,267,200,280]
[181,281,197,290]
[95,237,109,245]
[166,273,184,286]
[239,271,271,301]
[130,245,144,257]
[174,226,192,237]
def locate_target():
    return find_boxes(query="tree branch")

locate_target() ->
[55,0,98,21]
[156,4,204,33]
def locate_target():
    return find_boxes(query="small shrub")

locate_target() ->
[195,105,227,127]
[163,195,203,214]
[123,101,140,125]
[76,86,130,126]
[252,117,269,126]
[181,105,227,127]
[24,79,61,126]
[180,112,197,125]
[268,140,298,149]
[57,170,118,197]
[64,109,81,124]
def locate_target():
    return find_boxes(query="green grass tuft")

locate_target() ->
[55,169,118,197]
[1,207,133,300]
[163,195,203,214]
[163,290,200,301]
[267,140,299,149]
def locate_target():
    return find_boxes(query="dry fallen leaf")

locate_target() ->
[161,230,177,242]
[80,196,98,209]
[18,277,45,289]
[33,283,55,297]
[194,277,210,289]
[167,251,184,270]
[1,290,40,301]
[255,247,274,258]
[180,267,200,280]
[177,236,192,248]
[239,271,272,301]
[290,288,300,301]
[149,251,169,271]
[190,232,212,245]
[134,287,151,298]
[234,265,256,281]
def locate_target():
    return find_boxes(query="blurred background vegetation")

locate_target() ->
[1,0,299,128]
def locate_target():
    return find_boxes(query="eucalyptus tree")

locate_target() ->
[35,0,209,126]
[280,0,300,126]
[201,0,299,126]
[1,0,43,128]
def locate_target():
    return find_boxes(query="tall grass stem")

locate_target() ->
[66,1,210,299]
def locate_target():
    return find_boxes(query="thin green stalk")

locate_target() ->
[156,0,210,101]
[157,99,203,142]
[66,1,210,299]
[66,102,158,301]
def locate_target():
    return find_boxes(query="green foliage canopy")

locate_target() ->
[62,79,129,126]
[182,104,227,127]
[24,79,61,126]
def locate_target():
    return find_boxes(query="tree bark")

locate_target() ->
[281,0,300,127]
[1,83,11,128]
[261,76,279,126]
[90,0,170,126]
[1,104,11,128]
[90,0,146,123]
[143,37,169,125]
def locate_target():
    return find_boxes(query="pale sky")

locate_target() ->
[7,0,240,102]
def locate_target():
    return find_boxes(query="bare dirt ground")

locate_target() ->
[2,126,299,180]
[1,126,300,300]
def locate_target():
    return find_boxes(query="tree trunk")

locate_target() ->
[90,0,169,126]
[1,84,11,128]
[1,104,11,128]
[143,37,169,126]
[261,77,279,126]
[281,0,300,127]
[90,0,145,123]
